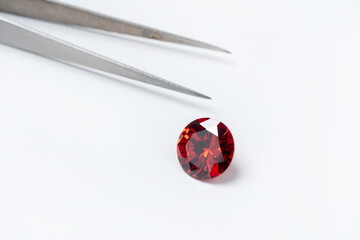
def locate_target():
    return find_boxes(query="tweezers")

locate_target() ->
[0,0,230,99]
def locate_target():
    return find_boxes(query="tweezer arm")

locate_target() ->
[0,0,229,53]
[0,17,210,99]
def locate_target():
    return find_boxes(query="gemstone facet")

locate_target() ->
[177,118,235,180]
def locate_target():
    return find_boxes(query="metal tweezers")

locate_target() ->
[0,0,230,99]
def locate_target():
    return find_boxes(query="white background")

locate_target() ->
[1,0,360,239]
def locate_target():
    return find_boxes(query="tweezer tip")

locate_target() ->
[203,95,212,100]
[200,44,231,54]
[212,46,231,54]
[193,92,212,100]
[179,87,211,99]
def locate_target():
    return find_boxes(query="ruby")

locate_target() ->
[177,118,235,180]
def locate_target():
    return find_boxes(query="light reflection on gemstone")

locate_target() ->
[177,118,235,180]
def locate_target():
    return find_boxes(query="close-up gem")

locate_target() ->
[177,118,235,180]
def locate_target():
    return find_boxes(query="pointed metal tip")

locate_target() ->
[201,94,212,100]
[189,42,231,54]
[171,84,211,99]
[188,90,212,100]
[210,45,231,54]
[151,30,230,54]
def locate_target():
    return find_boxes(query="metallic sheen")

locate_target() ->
[0,17,210,99]
[0,0,232,99]
[0,0,230,53]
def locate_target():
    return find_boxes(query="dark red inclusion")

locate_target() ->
[177,118,235,180]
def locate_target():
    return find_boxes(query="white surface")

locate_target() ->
[0,0,360,239]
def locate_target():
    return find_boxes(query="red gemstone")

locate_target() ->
[177,118,235,180]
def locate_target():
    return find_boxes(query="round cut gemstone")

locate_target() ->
[177,118,235,180]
